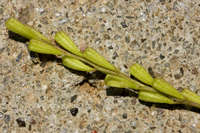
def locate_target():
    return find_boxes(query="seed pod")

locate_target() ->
[105,74,141,90]
[181,88,200,104]
[130,63,153,85]
[138,91,175,104]
[83,48,116,71]
[28,39,62,55]
[62,56,94,72]
[152,78,184,100]
[6,18,49,42]
[55,31,83,56]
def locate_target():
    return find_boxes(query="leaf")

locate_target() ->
[138,91,175,104]
[55,31,83,56]
[105,74,140,90]
[83,48,116,71]
[181,88,200,104]
[62,56,94,72]
[130,63,153,85]
[152,78,184,100]
[28,39,63,55]
[6,18,49,42]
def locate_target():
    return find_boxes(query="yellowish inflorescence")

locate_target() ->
[5,18,200,110]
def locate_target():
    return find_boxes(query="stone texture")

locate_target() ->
[0,0,200,132]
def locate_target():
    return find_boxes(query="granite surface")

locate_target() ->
[1,0,200,133]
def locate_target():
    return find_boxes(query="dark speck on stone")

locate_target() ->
[87,109,91,113]
[4,114,10,123]
[29,125,32,131]
[107,28,112,31]
[104,34,110,40]
[16,118,26,127]
[180,67,184,75]
[124,64,128,69]
[65,12,68,18]
[113,99,118,104]
[148,67,155,78]
[70,107,78,116]
[159,54,165,60]
[108,45,113,49]
[16,52,22,62]
[168,47,172,51]
[114,34,121,40]
[71,95,77,103]
[112,51,118,59]
[191,67,198,75]
[30,52,40,64]
[122,113,128,119]
[121,21,128,28]
[174,67,184,79]
[40,96,44,100]
[131,98,137,105]
[67,27,73,32]
[40,61,47,68]
[174,49,179,54]
[141,38,146,43]
[126,16,135,19]
[150,126,156,130]
[159,0,165,3]
[0,47,5,54]
[38,24,42,28]
[0,112,3,118]
[125,36,130,43]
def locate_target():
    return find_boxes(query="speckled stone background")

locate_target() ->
[1,0,200,133]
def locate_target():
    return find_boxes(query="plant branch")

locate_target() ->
[5,18,200,110]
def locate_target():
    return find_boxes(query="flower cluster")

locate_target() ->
[6,18,200,110]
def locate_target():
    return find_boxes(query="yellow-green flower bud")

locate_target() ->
[152,78,184,100]
[181,88,200,105]
[28,39,62,55]
[62,56,94,72]
[55,31,83,56]
[138,91,175,104]
[83,48,116,71]
[130,63,153,85]
[105,74,141,90]
[6,18,49,42]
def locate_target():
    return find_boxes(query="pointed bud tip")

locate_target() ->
[105,74,140,90]
[138,91,175,104]
[130,63,153,85]
[83,48,116,71]
[55,31,83,56]
[28,39,62,55]
[152,78,184,100]
[62,56,94,72]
